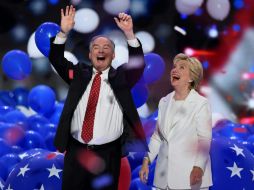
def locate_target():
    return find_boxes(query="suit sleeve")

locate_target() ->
[48,37,77,85]
[122,39,145,88]
[147,100,163,163]
[193,100,212,171]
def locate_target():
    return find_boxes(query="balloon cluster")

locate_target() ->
[131,53,165,108]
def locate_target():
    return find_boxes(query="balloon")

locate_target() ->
[74,8,99,33]
[112,45,129,69]
[180,0,204,7]
[11,145,24,154]
[131,162,155,186]
[3,110,27,124]
[129,178,152,190]
[13,87,29,107]
[127,152,145,171]
[118,157,131,190]
[135,31,155,53]
[0,105,14,115]
[1,50,32,80]
[45,132,56,151]
[18,130,45,150]
[0,91,16,107]
[27,32,44,58]
[48,102,64,125]
[103,0,130,15]
[0,153,21,174]
[214,121,250,141]
[246,135,254,154]
[64,51,78,65]
[210,137,254,189]
[131,83,148,108]
[35,22,60,56]
[18,148,50,161]
[0,162,8,181]
[28,85,56,114]
[206,0,230,21]
[5,151,63,190]
[0,124,25,146]
[27,114,50,137]
[143,53,165,84]
[175,0,200,15]
[0,138,12,157]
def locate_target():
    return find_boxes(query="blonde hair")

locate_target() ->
[173,53,203,90]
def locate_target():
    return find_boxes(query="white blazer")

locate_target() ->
[148,89,213,189]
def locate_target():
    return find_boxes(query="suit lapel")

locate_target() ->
[166,90,196,130]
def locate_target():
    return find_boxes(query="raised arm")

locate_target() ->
[49,5,77,85]
[114,13,145,88]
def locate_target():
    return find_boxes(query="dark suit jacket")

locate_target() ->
[49,37,148,156]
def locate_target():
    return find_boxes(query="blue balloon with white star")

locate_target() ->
[210,137,254,190]
[5,151,64,190]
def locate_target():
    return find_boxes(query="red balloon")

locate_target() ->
[118,157,131,190]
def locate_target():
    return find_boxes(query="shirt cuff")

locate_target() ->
[53,33,67,44]
[127,38,140,47]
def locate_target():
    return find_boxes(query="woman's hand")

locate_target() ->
[139,158,149,183]
[190,166,203,185]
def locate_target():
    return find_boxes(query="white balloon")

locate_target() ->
[27,32,44,58]
[206,0,230,21]
[137,103,151,118]
[112,45,128,69]
[105,30,127,47]
[16,105,36,117]
[74,8,100,33]
[103,0,130,15]
[64,51,79,65]
[135,31,155,53]
[175,0,200,15]
[180,0,204,7]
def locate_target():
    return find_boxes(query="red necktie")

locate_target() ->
[81,72,102,143]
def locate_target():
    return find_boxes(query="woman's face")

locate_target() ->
[170,60,192,89]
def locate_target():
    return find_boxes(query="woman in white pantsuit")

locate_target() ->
[139,53,213,190]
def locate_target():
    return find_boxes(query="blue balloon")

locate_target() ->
[128,152,145,171]
[0,105,14,115]
[35,22,60,57]
[5,151,63,190]
[0,153,21,174]
[13,87,29,107]
[45,132,56,151]
[0,162,8,181]
[11,145,24,154]
[246,135,254,154]
[0,91,16,107]
[18,130,45,150]
[129,178,152,190]
[0,138,12,157]
[49,102,64,124]
[3,110,27,124]
[131,83,148,108]
[19,148,50,161]
[143,53,165,84]
[210,137,254,190]
[131,162,155,186]
[1,50,32,80]
[27,114,50,137]
[28,85,56,114]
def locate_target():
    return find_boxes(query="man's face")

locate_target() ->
[89,37,115,71]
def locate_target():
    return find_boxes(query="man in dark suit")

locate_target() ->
[48,5,148,190]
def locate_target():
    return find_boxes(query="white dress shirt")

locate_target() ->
[53,33,140,145]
